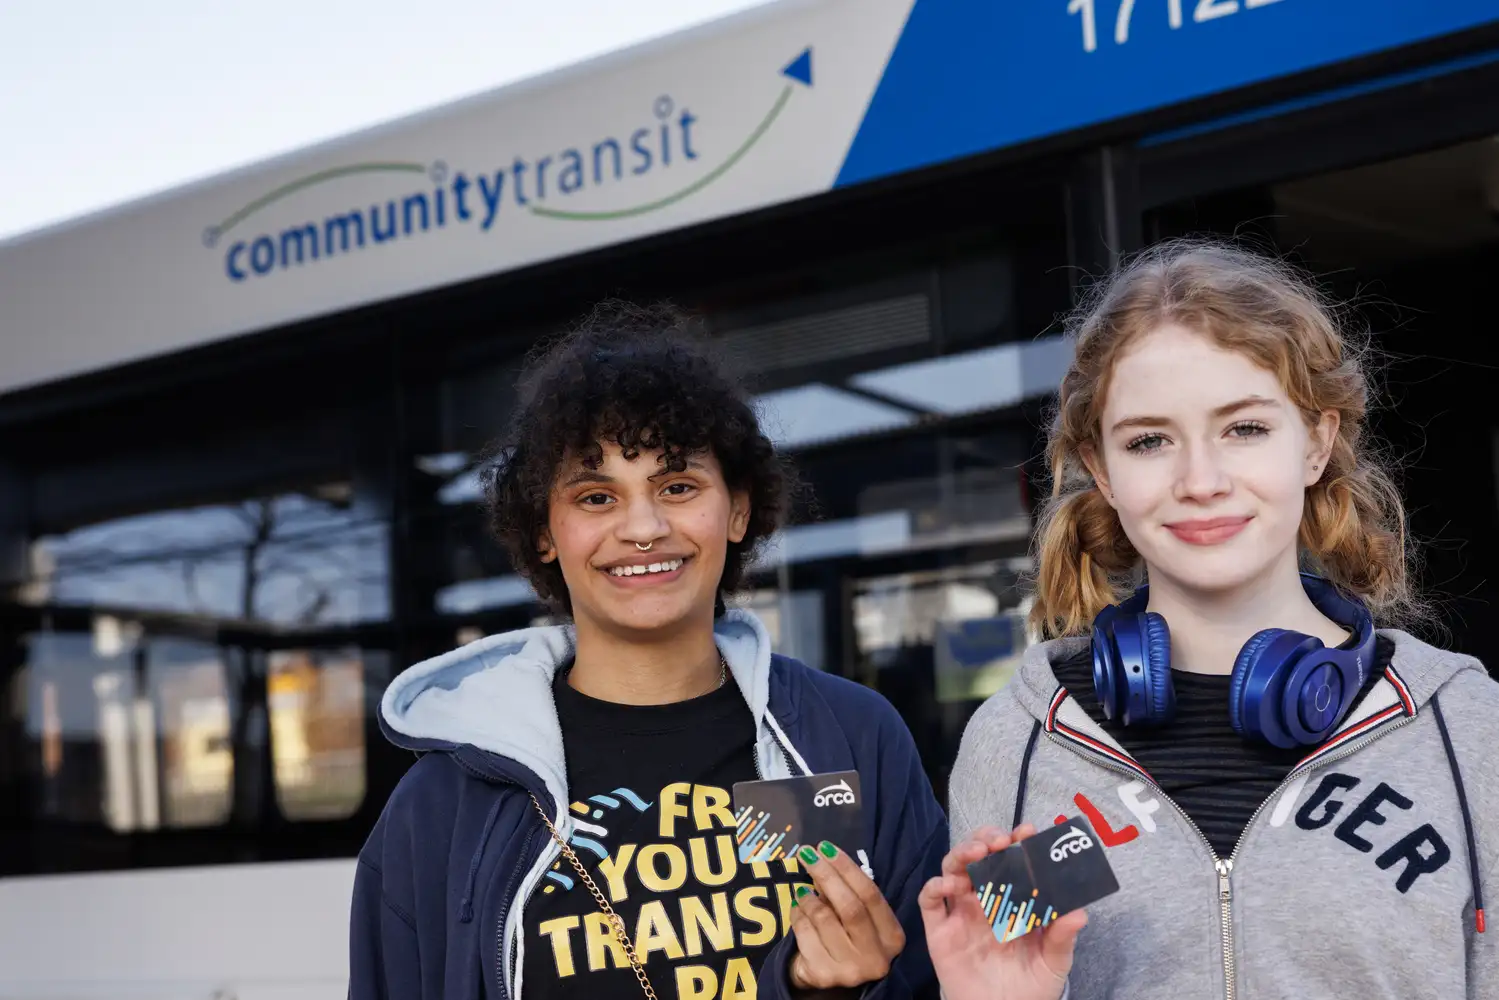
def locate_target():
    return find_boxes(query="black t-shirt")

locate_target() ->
[1051,634,1393,857]
[522,668,808,1000]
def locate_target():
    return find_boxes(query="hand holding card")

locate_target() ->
[733,772,904,991]
[964,815,1119,943]
[787,839,906,992]
[920,822,1105,1000]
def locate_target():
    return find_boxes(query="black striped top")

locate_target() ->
[1050,635,1393,858]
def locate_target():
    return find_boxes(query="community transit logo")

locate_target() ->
[205,48,815,283]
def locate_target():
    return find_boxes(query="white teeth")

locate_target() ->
[609,559,683,577]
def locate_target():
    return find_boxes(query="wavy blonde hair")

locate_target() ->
[1030,238,1417,639]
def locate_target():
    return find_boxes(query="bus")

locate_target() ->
[2,0,1498,996]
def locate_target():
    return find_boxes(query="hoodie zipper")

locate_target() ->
[500,825,561,1000]
[1042,709,1416,1000]
[448,754,559,1000]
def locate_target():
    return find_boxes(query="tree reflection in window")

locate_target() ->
[24,485,389,626]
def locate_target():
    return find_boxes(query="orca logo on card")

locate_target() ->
[1049,826,1095,863]
[813,780,856,807]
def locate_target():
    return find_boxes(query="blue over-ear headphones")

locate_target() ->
[1090,574,1377,749]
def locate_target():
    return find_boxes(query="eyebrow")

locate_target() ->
[1109,395,1281,433]
[559,457,708,489]
[561,469,613,489]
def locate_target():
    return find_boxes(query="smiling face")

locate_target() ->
[1088,323,1338,600]
[539,441,750,639]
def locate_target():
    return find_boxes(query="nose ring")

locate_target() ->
[636,541,653,552]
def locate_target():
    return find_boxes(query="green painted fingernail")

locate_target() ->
[791,897,798,908]
[819,841,838,859]
[796,885,812,898]
[798,846,818,865]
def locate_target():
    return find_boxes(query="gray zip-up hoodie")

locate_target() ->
[949,630,1499,999]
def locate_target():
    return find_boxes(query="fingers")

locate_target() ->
[1039,908,1089,982]
[797,844,871,947]
[942,834,1007,876]
[809,843,906,956]
[967,825,1010,848]
[790,891,865,992]
[919,872,988,923]
[942,822,1043,878]
[917,875,948,927]
[1009,823,1039,844]
[788,900,837,988]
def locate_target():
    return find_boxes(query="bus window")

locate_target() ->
[730,588,826,671]
[149,637,233,828]
[25,485,390,628]
[267,649,366,821]
[22,628,233,831]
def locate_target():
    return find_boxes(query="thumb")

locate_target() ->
[1038,908,1088,983]
[917,876,948,934]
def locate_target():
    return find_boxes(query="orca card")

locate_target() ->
[732,770,866,867]
[965,815,1120,943]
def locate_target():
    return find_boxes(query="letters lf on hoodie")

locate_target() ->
[348,610,948,1000]
[949,630,1499,999]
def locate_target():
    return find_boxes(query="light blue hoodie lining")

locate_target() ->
[380,608,791,810]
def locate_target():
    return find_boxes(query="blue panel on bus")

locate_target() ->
[836,0,1499,188]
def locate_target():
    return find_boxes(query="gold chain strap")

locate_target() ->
[529,654,727,998]
[531,796,659,1000]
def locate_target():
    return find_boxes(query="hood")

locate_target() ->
[378,608,781,815]
[1007,629,1485,769]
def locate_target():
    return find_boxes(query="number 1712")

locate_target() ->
[1068,0,1285,52]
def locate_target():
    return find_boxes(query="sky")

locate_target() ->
[0,0,776,243]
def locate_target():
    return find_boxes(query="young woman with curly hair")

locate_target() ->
[348,302,948,1000]
[921,239,1499,1000]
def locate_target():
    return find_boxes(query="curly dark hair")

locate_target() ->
[481,300,791,616]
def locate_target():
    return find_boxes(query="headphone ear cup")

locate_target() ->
[1229,629,1284,736]
[1229,628,1328,748]
[1140,612,1176,724]
[1092,621,1125,721]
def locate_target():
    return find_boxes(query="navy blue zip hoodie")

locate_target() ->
[348,609,948,1000]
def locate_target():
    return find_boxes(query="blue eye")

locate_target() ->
[1228,421,1270,439]
[1125,433,1166,453]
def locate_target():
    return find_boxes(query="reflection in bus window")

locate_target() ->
[730,588,825,670]
[24,486,390,627]
[24,629,232,831]
[151,638,233,828]
[268,649,366,821]
[854,559,1035,704]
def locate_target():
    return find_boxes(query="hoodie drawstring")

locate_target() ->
[459,798,505,923]
[1431,693,1485,933]
[1013,720,1043,830]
